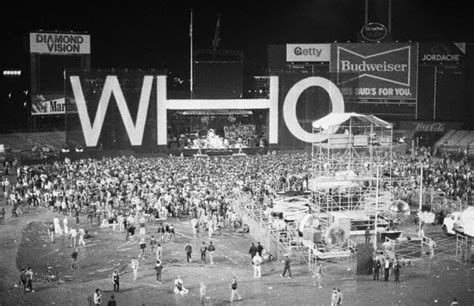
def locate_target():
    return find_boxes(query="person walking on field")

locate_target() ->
[93,288,102,305]
[256,242,264,256]
[280,254,292,279]
[63,216,69,235]
[78,227,86,246]
[373,255,381,280]
[208,241,216,265]
[393,259,400,283]
[138,237,147,258]
[200,241,208,263]
[248,243,257,263]
[156,243,163,261]
[185,241,193,263]
[26,267,34,292]
[174,275,189,295]
[49,222,55,243]
[154,260,163,284]
[365,226,371,244]
[229,276,242,302]
[200,282,207,305]
[383,257,391,281]
[131,258,139,281]
[150,235,157,255]
[252,253,262,278]
[69,227,77,249]
[139,215,146,236]
[18,268,27,291]
[71,248,79,269]
[313,261,323,288]
[0,207,6,225]
[331,288,343,306]
[112,270,120,292]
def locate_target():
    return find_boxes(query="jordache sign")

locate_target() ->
[69,74,344,147]
[331,43,417,100]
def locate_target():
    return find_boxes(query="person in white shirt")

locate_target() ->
[200,282,207,304]
[252,254,262,278]
[53,216,62,235]
[93,288,102,305]
[78,228,86,246]
[139,216,146,236]
[174,275,188,295]
[313,262,323,288]
[131,258,139,281]
[63,217,69,235]
[69,228,77,249]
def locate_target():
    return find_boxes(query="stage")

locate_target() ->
[167,147,264,157]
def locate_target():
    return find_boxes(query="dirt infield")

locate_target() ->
[1,205,474,305]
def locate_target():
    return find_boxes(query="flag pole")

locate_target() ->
[190,9,194,99]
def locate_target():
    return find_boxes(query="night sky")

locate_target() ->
[2,0,473,77]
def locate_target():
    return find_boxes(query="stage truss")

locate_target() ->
[308,113,394,265]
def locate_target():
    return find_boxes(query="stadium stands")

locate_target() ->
[435,130,474,155]
[0,131,65,153]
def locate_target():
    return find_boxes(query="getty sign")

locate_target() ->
[70,75,344,147]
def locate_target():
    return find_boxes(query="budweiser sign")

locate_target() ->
[336,46,410,86]
[330,43,417,100]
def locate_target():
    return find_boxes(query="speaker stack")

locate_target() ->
[356,243,374,275]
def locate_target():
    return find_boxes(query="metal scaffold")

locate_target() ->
[307,113,394,272]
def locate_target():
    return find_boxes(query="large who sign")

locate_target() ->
[69,74,345,147]
[331,43,417,100]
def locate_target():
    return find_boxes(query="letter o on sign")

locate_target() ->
[283,77,345,143]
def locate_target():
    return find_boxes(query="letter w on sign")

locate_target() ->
[70,75,153,147]
[336,46,410,86]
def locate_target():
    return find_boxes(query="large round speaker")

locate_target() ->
[389,200,410,216]
[324,224,348,246]
[298,214,320,232]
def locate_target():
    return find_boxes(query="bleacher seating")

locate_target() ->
[0,131,66,153]
[435,130,474,155]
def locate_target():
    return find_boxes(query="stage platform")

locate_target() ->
[167,147,262,157]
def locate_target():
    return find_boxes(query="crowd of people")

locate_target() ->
[0,147,472,304]
[391,147,473,206]
[1,152,314,225]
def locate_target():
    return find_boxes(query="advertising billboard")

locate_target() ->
[330,43,418,100]
[30,32,91,55]
[29,32,90,117]
[31,96,77,116]
[286,44,331,62]
[419,42,465,65]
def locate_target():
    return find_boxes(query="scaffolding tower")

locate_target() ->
[307,113,393,269]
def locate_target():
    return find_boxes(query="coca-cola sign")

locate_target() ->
[415,122,445,133]
[360,22,388,42]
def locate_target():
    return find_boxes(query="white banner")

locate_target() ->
[286,44,331,62]
[30,32,91,55]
